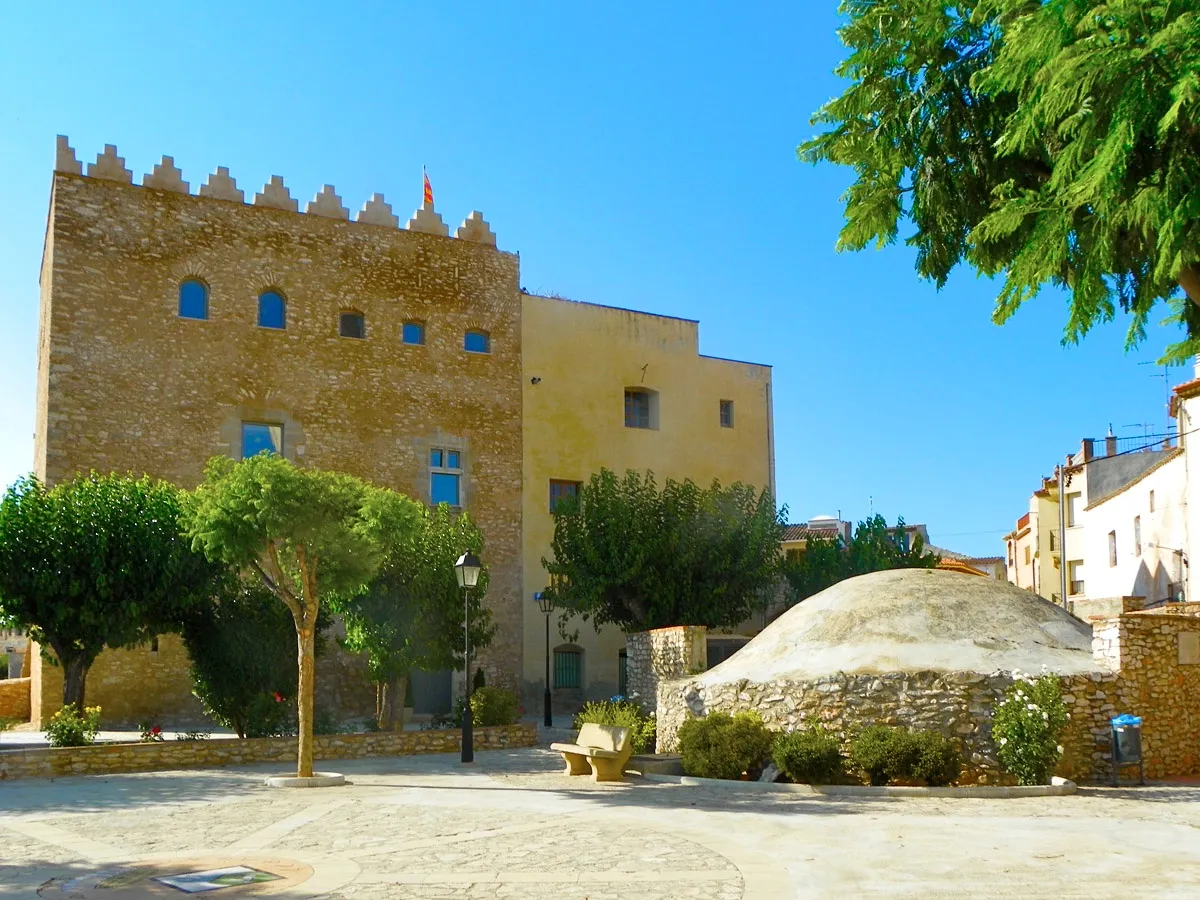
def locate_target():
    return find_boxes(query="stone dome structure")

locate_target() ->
[698,568,1103,685]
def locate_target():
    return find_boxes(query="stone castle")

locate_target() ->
[27,137,774,725]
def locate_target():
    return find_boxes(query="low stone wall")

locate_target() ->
[0,722,536,781]
[0,677,31,721]
[626,625,706,707]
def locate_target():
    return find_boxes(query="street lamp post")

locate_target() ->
[535,589,555,727]
[454,550,482,764]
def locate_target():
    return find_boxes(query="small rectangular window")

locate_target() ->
[430,446,463,507]
[403,322,425,345]
[550,479,581,512]
[464,330,490,353]
[339,312,365,339]
[720,400,734,428]
[1149,490,1156,512]
[1066,492,1082,527]
[1068,560,1085,596]
[241,422,282,459]
[1049,531,1057,552]
[1023,546,1030,565]
[554,649,582,689]
[625,390,652,429]
[1109,530,1118,567]
[1134,516,1142,556]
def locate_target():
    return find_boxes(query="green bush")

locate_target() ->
[46,705,101,748]
[993,673,1069,785]
[0,652,8,676]
[850,726,962,786]
[470,686,520,726]
[907,730,962,787]
[678,711,775,780]
[772,725,844,784]
[574,698,656,754]
[181,578,321,739]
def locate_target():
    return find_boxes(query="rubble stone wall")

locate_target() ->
[625,625,706,707]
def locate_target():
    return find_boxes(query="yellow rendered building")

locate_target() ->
[520,294,774,703]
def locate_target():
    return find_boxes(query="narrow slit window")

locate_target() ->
[720,399,734,428]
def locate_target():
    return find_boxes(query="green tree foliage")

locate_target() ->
[784,515,938,605]
[335,504,493,730]
[801,0,1200,360]
[544,469,784,632]
[0,473,218,710]
[185,455,409,778]
[181,577,328,738]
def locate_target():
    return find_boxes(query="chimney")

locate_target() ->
[1081,439,1094,461]
[1106,425,1117,458]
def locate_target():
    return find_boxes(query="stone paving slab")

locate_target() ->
[2,747,1200,898]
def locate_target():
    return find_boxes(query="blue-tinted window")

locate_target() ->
[464,330,490,353]
[179,280,208,320]
[258,291,286,329]
[430,449,444,467]
[447,450,460,469]
[431,472,460,506]
[242,422,282,459]
[403,322,425,345]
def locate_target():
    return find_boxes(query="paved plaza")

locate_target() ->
[2,747,1200,898]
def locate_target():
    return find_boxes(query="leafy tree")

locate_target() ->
[185,455,409,777]
[181,576,329,738]
[0,473,217,710]
[335,503,493,730]
[784,514,939,605]
[543,469,784,632]
[801,0,1200,360]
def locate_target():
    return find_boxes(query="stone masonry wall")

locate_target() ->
[0,678,31,721]
[656,607,1200,784]
[36,151,524,704]
[626,626,706,707]
[0,722,536,781]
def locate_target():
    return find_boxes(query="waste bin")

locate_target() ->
[1110,714,1145,786]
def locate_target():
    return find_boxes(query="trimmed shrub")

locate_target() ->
[772,725,844,784]
[993,673,1069,785]
[678,711,775,780]
[46,705,101,748]
[470,686,520,726]
[907,731,962,786]
[850,726,962,786]
[574,698,657,754]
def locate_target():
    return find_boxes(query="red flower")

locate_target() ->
[151,726,161,735]
[273,692,284,703]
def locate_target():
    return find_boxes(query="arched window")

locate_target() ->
[402,321,426,345]
[258,290,286,329]
[339,311,365,339]
[464,330,490,353]
[553,645,583,689]
[178,279,208,320]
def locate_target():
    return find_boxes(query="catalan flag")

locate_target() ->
[423,168,433,206]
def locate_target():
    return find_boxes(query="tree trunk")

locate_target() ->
[61,654,89,712]
[375,675,408,732]
[296,625,317,778]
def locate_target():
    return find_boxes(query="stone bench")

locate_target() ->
[550,723,632,782]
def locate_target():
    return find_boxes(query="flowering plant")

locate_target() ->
[992,671,1069,785]
[139,720,165,742]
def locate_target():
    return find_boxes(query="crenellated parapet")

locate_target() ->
[53,136,502,248]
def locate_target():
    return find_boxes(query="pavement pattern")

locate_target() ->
[1,747,1200,898]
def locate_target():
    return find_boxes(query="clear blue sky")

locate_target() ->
[0,2,1185,557]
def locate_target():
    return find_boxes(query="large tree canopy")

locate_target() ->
[784,514,939,606]
[185,455,412,777]
[544,469,784,632]
[802,0,1200,360]
[0,473,217,710]
[336,503,493,730]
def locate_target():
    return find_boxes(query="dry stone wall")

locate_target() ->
[656,606,1200,783]
[0,722,536,781]
[625,626,706,707]
[0,678,31,721]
